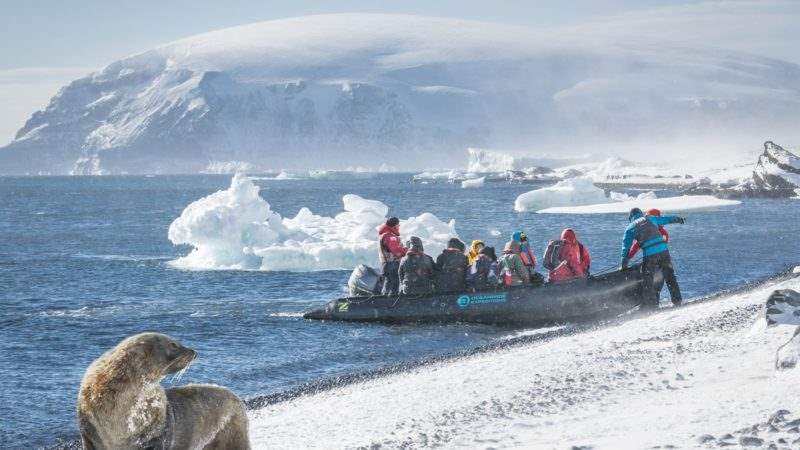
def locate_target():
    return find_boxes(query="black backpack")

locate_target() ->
[543,239,566,271]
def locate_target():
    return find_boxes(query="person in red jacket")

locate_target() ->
[378,217,407,295]
[548,228,591,283]
[627,208,669,259]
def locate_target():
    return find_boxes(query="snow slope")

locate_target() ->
[249,274,800,449]
[167,174,457,271]
[2,14,800,174]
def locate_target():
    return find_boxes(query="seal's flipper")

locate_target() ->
[765,289,800,327]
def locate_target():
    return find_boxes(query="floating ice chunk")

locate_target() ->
[461,177,485,189]
[273,170,305,180]
[168,174,457,271]
[536,194,741,214]
[513,177,608,212]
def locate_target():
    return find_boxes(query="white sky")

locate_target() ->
[0,0,798,145]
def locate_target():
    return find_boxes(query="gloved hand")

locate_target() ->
[676,217,686,224]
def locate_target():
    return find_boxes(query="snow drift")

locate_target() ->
[3,14,800,174]
[248,273,800,448]
[537,195,740,214]
[168,174,457,271]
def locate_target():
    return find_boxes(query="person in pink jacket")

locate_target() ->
[548,228,591,283]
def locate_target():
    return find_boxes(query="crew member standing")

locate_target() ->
[621,208,685,309]
[378,217,407,295]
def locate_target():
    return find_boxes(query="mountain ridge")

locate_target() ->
[2,14,800,175]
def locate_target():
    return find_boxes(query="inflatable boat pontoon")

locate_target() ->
[304,265,656,326]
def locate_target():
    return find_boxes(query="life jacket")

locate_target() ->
[519,246,535,267]
[379,235,394,263]
[377,224,403,263]
[632,217,666,254]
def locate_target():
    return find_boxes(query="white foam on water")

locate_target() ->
[167,174,458,271]
[248,275,800,448]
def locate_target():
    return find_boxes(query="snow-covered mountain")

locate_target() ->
[751,141,800,194]
[2,14,800,175]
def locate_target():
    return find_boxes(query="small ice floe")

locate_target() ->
[535,194,740,214]
[461,176,485,189]
[513,177,607,212]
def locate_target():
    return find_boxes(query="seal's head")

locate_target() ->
[121,332,198,377]
[79,333,197,413]
[78,333,199,448]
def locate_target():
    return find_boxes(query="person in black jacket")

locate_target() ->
[398,236,435,295]
[467,246,499,291]
[435,238,468,292]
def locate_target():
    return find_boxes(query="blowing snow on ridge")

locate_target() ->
[2,14,800,175]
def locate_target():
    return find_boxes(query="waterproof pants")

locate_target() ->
[381,260,400,296]
[641,251,682,308]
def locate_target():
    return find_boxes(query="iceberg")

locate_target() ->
[461,177,485,189]
[467,149,516,173]
[537,195,740,214]
[167,174,457,271]
[513,177,608,212]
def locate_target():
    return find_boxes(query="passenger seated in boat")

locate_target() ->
[498,241,531,287]
[398,236,435,295]
[512,231,537,272]
[467,246,498,291]
[513,230,546,287]
[545,228,591,283]
[435,238,469,292]
[467,240,485,265]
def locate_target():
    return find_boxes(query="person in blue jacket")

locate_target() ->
[621,208,686,309]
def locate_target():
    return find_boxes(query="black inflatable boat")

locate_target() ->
[304,265,655,326]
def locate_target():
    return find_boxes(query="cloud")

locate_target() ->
[560,0,800,64]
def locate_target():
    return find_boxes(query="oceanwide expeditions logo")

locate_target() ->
[456,293,507,308]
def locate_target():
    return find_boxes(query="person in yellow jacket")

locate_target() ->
[467,240,485,265]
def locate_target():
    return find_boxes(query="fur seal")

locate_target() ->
[77,332,250,449]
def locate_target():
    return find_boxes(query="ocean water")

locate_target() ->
[1,174,798,448]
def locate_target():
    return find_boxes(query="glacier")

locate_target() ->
[2,14,800,175]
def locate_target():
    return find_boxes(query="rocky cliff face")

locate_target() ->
[751,141,800,194]
[687,141,800,198]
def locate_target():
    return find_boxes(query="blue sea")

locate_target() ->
[1,174,798,448]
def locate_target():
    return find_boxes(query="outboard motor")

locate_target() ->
[348,264,383,296]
